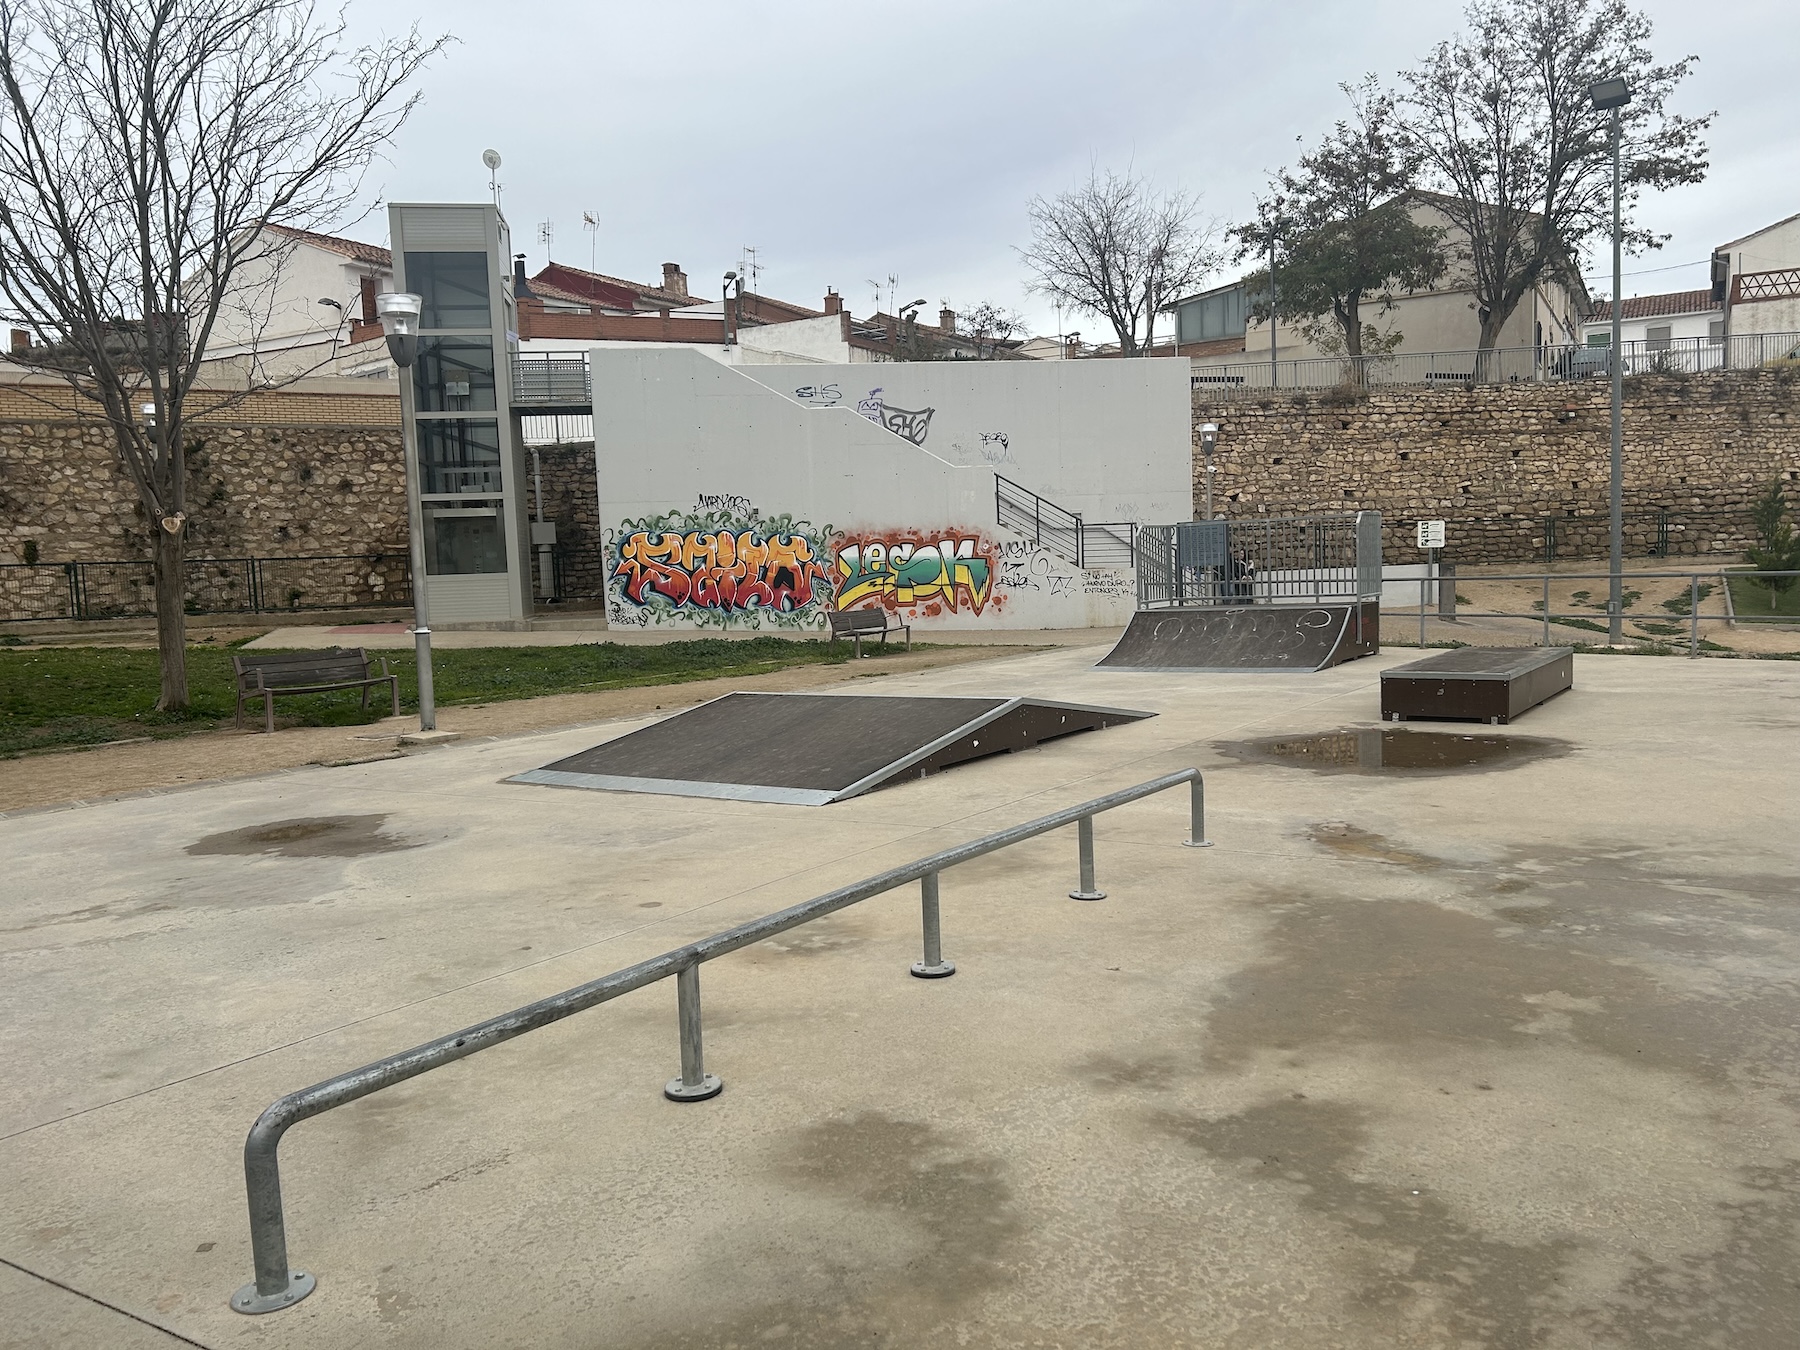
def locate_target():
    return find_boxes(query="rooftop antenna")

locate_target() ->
[538,217,553,263]
[582,211,599,272]
[740,246,761,293]
[482,149,502,206]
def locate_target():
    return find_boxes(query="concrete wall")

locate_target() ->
[1192,369,1800,563]
[591,348,1150,631]
[740,358,1192,524]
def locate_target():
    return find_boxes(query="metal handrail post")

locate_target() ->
[1542,576,1551,646]
[665,962,722,1101]
[1183,776,1213,848]
[1689,575,1700,658]
[911,872,955,978]
[233,1124,315,1313]
[1419,575,1428,647]
[1070,815,1106,901]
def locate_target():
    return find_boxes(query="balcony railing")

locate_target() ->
[511,353,592,407]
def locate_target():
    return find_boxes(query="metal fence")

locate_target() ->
[1135,511,1383,608]
[510,353,593,408]
[0,554,412,622]
[228,768,1211,1315]
[1387,568,1800,657]
[1191,330,1800,396]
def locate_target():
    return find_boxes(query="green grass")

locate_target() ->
[1660,582,1714,615]
[0,636,900,758]
[1724,569,1800,619]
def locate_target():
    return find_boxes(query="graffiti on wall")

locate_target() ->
[833,531,999,616]
[855,388,936,446]
[609,504,834,629]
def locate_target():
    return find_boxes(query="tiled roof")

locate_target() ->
[1587,288,1717,322]
[533,262,694,311]
[264,223,391,268]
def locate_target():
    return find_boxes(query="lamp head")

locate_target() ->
[1587,77,1631,111]
[1200,421,1219,450]
[375,291,423,369]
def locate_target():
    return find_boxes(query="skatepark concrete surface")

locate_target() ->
[3,646,1797,1349]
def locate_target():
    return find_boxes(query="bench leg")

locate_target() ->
[234,693,244,730]
[390,676,400,718]
[264,691,275,735]
[853,635,862,659]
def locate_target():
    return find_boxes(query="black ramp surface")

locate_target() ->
[1099,604,1371,673]
[508,693,1153,805]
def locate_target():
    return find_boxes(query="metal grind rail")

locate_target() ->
[231,768,1212,1315]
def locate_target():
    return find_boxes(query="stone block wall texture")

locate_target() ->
[1192,370,1800,563]
[0,385,610,618]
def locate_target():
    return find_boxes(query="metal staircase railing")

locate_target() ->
[230,769,1212,1315]
[993,474,1138,571]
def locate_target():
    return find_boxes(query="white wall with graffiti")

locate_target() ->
[591,348,1177,632]
[741,358,1191,525]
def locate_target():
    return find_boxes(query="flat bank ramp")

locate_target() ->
[510,692,1153,805]
[1098,603,1377,673]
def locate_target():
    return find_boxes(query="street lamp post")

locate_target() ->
[375,290,435,731]
[1589,75,1632,644]
[1199,422,1219,520]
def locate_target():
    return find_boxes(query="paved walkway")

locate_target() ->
[3,649,1798,1347]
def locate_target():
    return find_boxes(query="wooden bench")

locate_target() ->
[826,608,910,657]
[232,648,400,733]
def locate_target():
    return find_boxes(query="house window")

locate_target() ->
[1178,286,1248,343]
[1708,319,1724,345]
[1587,333,1611,347]
[1646,324,1673,351]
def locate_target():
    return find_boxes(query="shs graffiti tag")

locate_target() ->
[834,533,998,615]
[609,506,835,629]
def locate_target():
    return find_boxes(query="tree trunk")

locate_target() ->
[153,525,190,711]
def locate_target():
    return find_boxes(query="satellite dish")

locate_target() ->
[482,149,502,171]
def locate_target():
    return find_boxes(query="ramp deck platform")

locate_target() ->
[1381,646,1574,724]
[1097,601,1379,673]
[509,692,1153,805]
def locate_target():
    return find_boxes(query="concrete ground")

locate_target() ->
[2,646,1797,1349]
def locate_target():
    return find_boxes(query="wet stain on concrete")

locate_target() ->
[623,1113,1021,1349]
[185,813,415,858]
[1309,821,1443,870]
[1217,726,1571,775]
[1155,1096,1578,1347]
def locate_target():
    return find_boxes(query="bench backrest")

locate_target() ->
[828,609,890,634]
[233,648,372,689]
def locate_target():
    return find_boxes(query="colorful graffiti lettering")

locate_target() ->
[833,532,998,615]
[609,505,834,629]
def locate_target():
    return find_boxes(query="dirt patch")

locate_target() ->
[1217,726,1572,775]
[185,813,414,858]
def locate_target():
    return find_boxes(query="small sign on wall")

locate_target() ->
[1416,519,1446,550]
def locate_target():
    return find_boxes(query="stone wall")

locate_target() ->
[1193,369,1800,563]
[0,383,611,616]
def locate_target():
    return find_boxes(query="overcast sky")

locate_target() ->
[344,0,1793,336]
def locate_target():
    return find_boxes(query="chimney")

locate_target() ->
[512,254,534,299]
[662,263,687,298]
[10,328,28,353]
[823,290,842,315]
[359,276,378,324]
[939,306,956,333]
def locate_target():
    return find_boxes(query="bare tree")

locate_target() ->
[0,0,445,709]
[1021,166,1218,357]
[956,301,1024,360]
[1401,0,1710,352]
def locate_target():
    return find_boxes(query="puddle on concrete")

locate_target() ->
[1218,727,1570,775]
[185,814,415,858]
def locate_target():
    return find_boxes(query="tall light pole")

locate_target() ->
[375,290,436,731]
[1199,422,1219,520]
[1589,75,1632,644]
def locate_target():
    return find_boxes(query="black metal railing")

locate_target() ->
[0,554,413,622]
[996,473,1084,565]
[1134,513,1383,608]
[229,769,1212,1315]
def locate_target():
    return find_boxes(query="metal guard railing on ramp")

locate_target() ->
[231,769,1213,1314]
